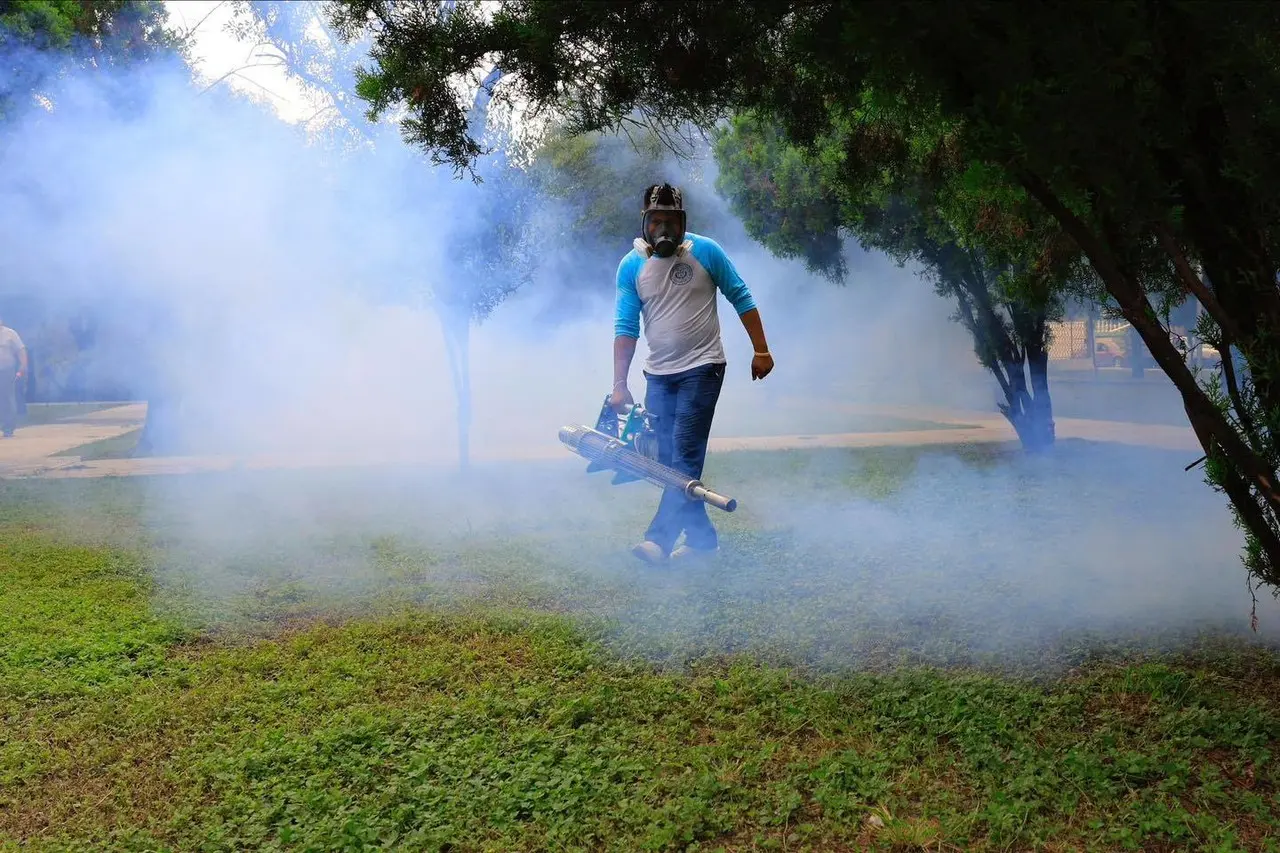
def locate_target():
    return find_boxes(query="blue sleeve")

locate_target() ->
[691,235,756,315]
[614,252,643,338]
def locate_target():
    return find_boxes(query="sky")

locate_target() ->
[163,0,315,123]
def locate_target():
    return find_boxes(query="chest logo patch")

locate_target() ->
[670,262,694,286]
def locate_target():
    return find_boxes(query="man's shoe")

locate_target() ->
[671,543,719,560]
[631,540,667,564]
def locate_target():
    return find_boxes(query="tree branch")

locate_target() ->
[182,0,231,42]
[198,58,286,96]
[1219,345,1264,452]
[1154,221,1246,345]
[954,287,1014,402]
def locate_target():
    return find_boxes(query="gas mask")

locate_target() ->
[643,210,687,258]
[640,183,687,259]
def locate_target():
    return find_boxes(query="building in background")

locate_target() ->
[1049,294,1211,374]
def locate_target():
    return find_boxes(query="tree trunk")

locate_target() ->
[133,345,177,457]
[1023,323,1056,452]
[944,253,1057,455]
[1127,324,1144,379]
[135,401,159,456]
[995,358,1054,453]
[438,304,472,471]
[457,332,471,471]
[1005,306,1055,453]
[1086,308,1098,376]
[136,392,178,456]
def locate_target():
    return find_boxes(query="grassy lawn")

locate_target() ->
[709,405,972,438]
[52,428,141,460]
[1,443,1278,851]
[708,393,977,437]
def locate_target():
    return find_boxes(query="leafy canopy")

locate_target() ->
[713,109,1066,451]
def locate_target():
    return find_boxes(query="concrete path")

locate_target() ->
[757,401,1203,453]
[0,400,1204,481]
[0,403,148,475]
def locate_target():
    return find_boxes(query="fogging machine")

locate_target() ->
[557,395,738,512]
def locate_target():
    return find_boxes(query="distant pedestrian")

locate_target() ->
[0,314,29,437]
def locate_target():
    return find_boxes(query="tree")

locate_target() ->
[427,113,538,470]
[325,0,1280,601]
[531,126,681,247]
[225,0,539,469]
[712,112,1070,451]
[1,0,128,56]
[1,1,182,119]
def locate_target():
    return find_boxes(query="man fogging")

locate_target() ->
[611,183,775,563]
[0,314,28,438]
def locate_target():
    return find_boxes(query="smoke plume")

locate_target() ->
[0,10,1274,676]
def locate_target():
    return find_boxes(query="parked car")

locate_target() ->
[1094,338,1125,367]
[1194,343,1222,368]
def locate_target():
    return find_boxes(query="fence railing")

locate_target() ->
[1047,320,1094,360]
[1093,318,1130,336]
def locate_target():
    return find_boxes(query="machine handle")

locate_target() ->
[602,397,635,415]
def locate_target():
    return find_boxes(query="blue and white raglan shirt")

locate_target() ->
[614,232,757,375]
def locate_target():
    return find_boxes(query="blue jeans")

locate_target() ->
[642,361,726,553]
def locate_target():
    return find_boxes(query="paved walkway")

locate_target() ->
[0,403,149,474]
[0,400,1204,481]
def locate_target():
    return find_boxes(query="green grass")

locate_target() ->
[1,444,1278,851]
[52,428,141,460]
[711,409,972,438]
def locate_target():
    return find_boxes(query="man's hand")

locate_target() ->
[610,384,634,412]
[751,352,774,381]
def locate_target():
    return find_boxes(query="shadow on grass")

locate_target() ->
[52,428,142,460]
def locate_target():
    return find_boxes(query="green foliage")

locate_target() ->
[531,125,666,246]
[0,0,121,48]
[0,0,176,55]
[527,122,720,258]
[712,110,1063,450]
[0,0,179,122]
[327,0,749,177]
[0,0,80,46]
[1,468,1279,851]
[709,115,846,280]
